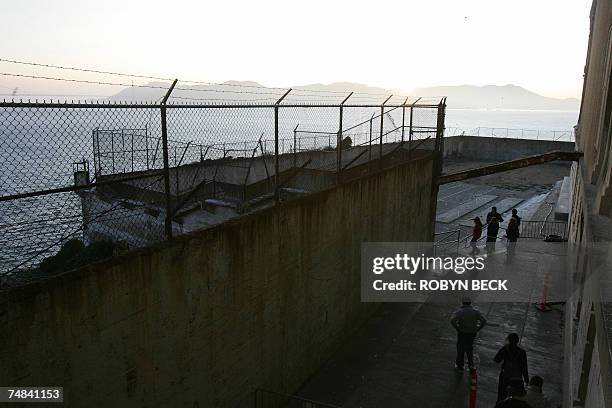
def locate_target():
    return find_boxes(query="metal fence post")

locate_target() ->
[435,98,447,176]
[379,95,393,170]
[161,79,178,240]
[92,129,97,176]
[401,97,408,142]
[368,112,374,171]
[145,124,149,170]
[293,124,299,168]
[337,92,353,183]
[111,131,115,173]
[274,89,291,204]
[408,105,414,163]
[131,132,134,173]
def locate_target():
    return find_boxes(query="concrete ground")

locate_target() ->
[294,240,566,408]
[290,160,569,407]
[435,161,571,236]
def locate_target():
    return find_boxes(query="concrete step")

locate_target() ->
[458,197,524,227]
[436,194,498,223]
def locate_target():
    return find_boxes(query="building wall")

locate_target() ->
[0,153,436,408]
[576,0,612,215]
[566,1,612,407]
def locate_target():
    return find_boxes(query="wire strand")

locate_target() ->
[0,57,414,98]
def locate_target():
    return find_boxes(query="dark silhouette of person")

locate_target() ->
[495,333,529,401]
[511,208,522,230]
[450,297,487,371]
[525,375,552,408]
[505,217,520,262]
[471,216,483,255]
[494,377,533,407]
[486,206,504,242]
[507,217,520,243]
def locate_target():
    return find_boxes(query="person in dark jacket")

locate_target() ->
[507,217,520,243]
[511,209,522,230]
[525,376,552,408]
[486,207,504,242]
[471,216,483,255]
[495,377,533,408]
[505,217,520,262]
[495,333,529,401]
[451,297,487,371]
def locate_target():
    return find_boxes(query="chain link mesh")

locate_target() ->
[0,100,444,287]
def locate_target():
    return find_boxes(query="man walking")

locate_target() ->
[494,333,529,401]
[450,297,487,371]
[511,208,522,230]
[486,206,504,242]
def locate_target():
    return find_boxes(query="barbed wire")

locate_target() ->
[0,72,169,89]
[0,57,419,98]
[0,58,175,82]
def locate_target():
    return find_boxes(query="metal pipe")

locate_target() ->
[145,124,149,170]
[378,95,392,169]
[337,92,353,183]
[293,124,299,169]
[161,79,178,239]
[0,170,167,202]
[401,97,408,142]
[274,88,292,203]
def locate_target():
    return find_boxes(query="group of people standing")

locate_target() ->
[470,207,522,254]
[451,298,552,408]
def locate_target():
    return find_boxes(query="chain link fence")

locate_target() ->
[0,95,445,288]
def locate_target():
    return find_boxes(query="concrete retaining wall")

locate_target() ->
[443,135,575,161]
[0,153,436,407]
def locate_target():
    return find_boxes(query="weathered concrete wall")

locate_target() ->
[0,153,436,407]
[565,1,612,407]
[576,0,612,184]
[565,162,612,408]
[442,135,575,162]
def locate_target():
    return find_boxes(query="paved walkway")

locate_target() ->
[295,240,566,408]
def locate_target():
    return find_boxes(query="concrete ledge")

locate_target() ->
[443,135,575,162]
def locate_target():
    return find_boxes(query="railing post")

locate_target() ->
[161,79,178,240]
[337,92,353,183]
[274,89,291,204]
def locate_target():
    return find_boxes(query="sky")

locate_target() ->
[0,0,592,99]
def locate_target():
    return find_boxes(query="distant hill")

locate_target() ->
[109,81,579,110]
[412,84,580,110]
